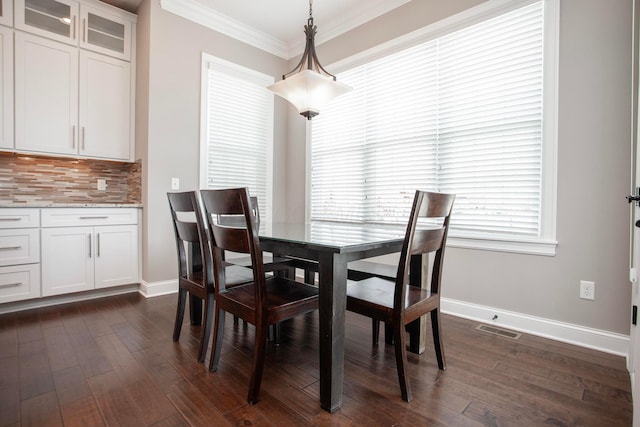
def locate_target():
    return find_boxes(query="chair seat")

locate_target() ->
[219,276,318,324]
[347,277,436,320]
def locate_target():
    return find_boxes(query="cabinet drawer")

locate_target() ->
[0,209,40,228]
[0,229,40,266]
[0,264,41,303]
[41,208,138,227]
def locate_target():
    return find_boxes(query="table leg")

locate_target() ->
[318,252,347,413]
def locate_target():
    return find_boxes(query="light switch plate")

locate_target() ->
[97,179,107,191]
[171,178,180,190]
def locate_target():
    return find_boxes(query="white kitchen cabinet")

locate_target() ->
[80,4,131,61]
[15,0,78,45]
[15,32,131,160]
[14,32,78,156]
[41,208,139,297]
[79,50,130,160]
[0,26,12,150]
[15,0,132,60]
[0,208,41,304]
[0,0,13,27]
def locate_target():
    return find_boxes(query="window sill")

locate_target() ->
[447,234,557,256]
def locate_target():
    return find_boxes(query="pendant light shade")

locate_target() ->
[267,1,352,119]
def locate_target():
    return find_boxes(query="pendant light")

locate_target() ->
[267,0,352,119]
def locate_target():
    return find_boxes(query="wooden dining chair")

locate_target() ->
[345,190,455,402]
[220,196,295,278]
[167,191,253,363]
[200,187,319,404]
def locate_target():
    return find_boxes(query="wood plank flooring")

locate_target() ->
[0,292,632,426]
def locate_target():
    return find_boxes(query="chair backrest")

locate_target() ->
[217,196,261,228]
[167,191,212,288]
[394,190,455,311]
[200,188,267,296]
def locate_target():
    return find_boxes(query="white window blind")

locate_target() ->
[312,1,545,239]
[201,55,274,223]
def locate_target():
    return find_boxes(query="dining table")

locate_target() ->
[258,220,426,413]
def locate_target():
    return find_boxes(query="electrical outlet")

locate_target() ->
[579,280,595,300]
[171,178,180,190]
[97,179,107,191]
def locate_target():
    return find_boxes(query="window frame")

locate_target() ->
[306,0,559,256]
[199,52,275,223]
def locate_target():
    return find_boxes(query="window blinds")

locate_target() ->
[204,62,273,223]
[311,1,544,238]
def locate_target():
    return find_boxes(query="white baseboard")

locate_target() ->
[0,284,139,315]
[138,279,178,298]
[441,297,630,357]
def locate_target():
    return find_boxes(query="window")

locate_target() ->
[200,54,274,223]
[311,0,558,255]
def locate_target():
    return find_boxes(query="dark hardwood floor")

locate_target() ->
[0,292,632,426]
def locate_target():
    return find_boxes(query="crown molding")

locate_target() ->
[160,0,289,58]
[160,0,410,60]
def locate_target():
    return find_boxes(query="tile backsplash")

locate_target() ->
[0,152,141,205]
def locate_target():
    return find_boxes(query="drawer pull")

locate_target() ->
[79,216,109,220]
[0,282,21,289]
[0,218,22,221]
[0,246,22,250]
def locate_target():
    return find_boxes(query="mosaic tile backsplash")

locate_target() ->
[0,152,142,205]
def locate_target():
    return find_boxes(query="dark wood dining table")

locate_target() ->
[258,220,423,413]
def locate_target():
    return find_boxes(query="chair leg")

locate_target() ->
[431,309,446,370]
[248,322,269,405]
[208,306,226,373]
[197,293,214,363]
[385,321,394,345]
[173,288,187,341]
[372,320,380,345]
[394,321,412,402]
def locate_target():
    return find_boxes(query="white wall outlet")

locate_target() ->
[171,177,180,190]
[579,280,595,300]
[97,179,107,191]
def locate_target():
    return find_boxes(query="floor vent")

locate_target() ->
[475,324,521,340]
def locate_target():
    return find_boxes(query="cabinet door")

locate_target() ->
[79,50,130,160]
[0,264,40,303]
[41,226,93,296]
[0,0,13,28]
[94,225,138,289]
[80,5,131,61]
[0,26,12,150]
[15,32,79,156]
[15,0,79,45]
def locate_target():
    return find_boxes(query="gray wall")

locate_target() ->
[137,0,633,336]
[136,0,289,283]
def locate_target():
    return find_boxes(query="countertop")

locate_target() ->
[0,203,143,208]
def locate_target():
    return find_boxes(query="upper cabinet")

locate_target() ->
[7,0,137,161]
[80,5,130,60]
[15,0,132,60]
[0,0,13,28]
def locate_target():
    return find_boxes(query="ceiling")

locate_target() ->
[101,0,410,58]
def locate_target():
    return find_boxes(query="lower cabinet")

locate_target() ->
[40,208,139,297]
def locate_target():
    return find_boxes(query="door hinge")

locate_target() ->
[633,305,638,326]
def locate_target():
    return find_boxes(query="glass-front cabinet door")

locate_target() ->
[80,5,131,61]
[14,0,79,45]
[0,0,13,28]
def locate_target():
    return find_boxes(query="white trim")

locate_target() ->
[442,297,630,357]
[161,0,288,58]
[448,235,558,256]
[138,279,178,298]
[160,0,409,60]
[0,284,138,314]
